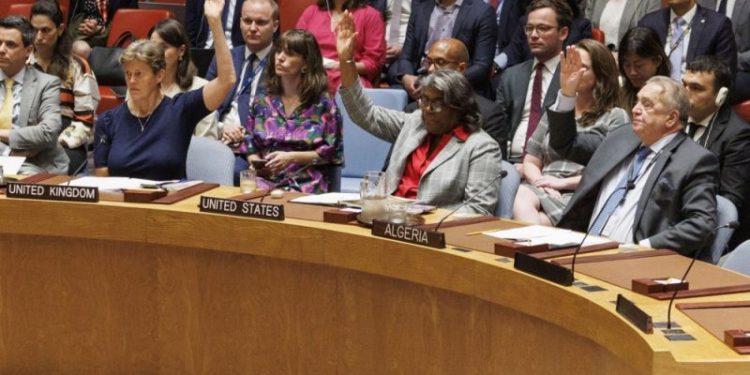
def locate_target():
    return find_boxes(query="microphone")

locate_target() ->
[66,153,90,186]
[666,220,739,329]
[570,181,637,277]
[433,170,508,232]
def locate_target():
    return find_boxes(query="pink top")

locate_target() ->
[296,5,386,94]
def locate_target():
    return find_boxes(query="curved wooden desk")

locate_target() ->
[0,188,748,374]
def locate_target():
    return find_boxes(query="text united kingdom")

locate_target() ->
[6,182,99,202]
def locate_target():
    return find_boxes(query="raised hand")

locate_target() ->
[335,11,358,62]
[204,0,225,23]
[560,45,586,98]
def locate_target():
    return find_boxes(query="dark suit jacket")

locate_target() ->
[638,5,737,76]
[206,45,268,124]
[388,0,497,93]
[496,0,527,55]
[698,0,750,71]
[557,122,719,259]
[495,58,560,162]
[186,0,245,48]
[500,15,592,70]
[404,92,507,156]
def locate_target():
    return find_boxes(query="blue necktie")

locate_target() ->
[718,0,728,14]
[669,17,686,81]
[590,146,652,236]
[237,54,257,127]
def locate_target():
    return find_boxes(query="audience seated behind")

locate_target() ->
[67,0,138,56]
[514,41,628,225]
[495,0,571,164]
[185,0,244,49]
[368,0,411,65]
[30,0,100,176]
[496,0,591,74]
[296,0,385,96]
[681,56,750,249]
[585,0,661,49]
[242,29,343,194]
[0,16,68,175]
[637,0,736,81]
[338,12,502,214]
[617,26,671,113]
[149,18,218,138]
[205,0,278,185]
[697,0,750,103]
[388,0,496,99]
[558,77,719,260]
[93,0,235,180]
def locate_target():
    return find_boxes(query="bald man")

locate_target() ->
[404,38,507,157]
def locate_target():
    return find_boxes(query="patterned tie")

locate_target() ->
[388,0,403,46]
[237,54,257,128]
[669,17,686,81]
[590,146,653,236]
[524,62,544,151]
[0,78,14,130]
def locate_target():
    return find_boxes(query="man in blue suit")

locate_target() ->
[387,0,497,98]
[637,0,736,82]
[186,0,245,48]
[205,0,278,184]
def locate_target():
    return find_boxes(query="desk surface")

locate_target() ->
[1,186,749,374]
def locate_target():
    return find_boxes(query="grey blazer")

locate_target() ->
[585,0,662,46]
[699,0,750,70]
[557,121,719,260]
[339,81,502,215]
[5,68,68,174]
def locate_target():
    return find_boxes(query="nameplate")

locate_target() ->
[371,219,445,249]
[5,182,99,202]
[616,294,653,334]
[199,196,284,221]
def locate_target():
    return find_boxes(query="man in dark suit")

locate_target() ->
[205,0,278,184]
[0,16,68,174]
[186,0,245,49]
[557,76,719,259]
[698,0,750,102]
[682,56,750,248]
[637,0,736,82]
[387,0,497,98]
[403,38,507,154]
[495,0,570,164]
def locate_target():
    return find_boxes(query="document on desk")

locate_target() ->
[65,177,177,191]
[290,193,361,206]
[484,225,614,248]
[0,156,25,175]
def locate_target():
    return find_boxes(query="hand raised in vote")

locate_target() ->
[560,45,587,98]
[335,11,357,63]
[204,0,225,23]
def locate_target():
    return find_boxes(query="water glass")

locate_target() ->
[239,169,257,193]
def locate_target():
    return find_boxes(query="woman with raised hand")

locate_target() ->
[243,29,343,193]
[513,40,628,225]
[149,18,217,139]
[30,0,100,175]
[93,0,235,180]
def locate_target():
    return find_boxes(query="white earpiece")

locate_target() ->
[715,86,729,107]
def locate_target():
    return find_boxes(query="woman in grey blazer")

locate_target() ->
[336,12,502,215]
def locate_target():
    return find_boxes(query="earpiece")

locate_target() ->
[715,86,728,107]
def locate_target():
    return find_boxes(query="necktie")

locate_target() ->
[687,122,700,139]
[388,0,402,46]
[0,78,14,130]
[718,0,728,15]
[590,146,653,236]
[525,62,544,151]
[669,17,686,81]
[237,54,258,128]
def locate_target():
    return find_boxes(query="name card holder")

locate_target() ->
[724,330,750,354]
[323,209,359,224]
[5,182,98,203]
[494,239,550,257]
[632,278,689,295]
[372,219,445,249]
[514,251,573,286]
[199,196,284,221]
[616,294,653,334]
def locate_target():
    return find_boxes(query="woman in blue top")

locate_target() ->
[93,0,235,180]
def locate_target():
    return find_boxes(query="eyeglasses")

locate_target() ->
[423,57,459,69]
[417,97,444,113]
[524,24,558,35]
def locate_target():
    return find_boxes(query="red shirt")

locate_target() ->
[394,125,471,199]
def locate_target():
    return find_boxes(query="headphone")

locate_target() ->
[715,86,729,107]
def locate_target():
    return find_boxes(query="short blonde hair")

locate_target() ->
[119,39,166,74]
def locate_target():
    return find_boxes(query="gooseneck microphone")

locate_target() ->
[65,154,91,186]
[666,220,739,329]
[433,170,508,232]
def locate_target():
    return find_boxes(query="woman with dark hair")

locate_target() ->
[30,0,100,175]
[296,0,385,95]
[513,40,628,225]
[337,13,502,214]
[243,29,343,193]
[618,26,670,112]
[94,0,235,180]
[149,18,217,138]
